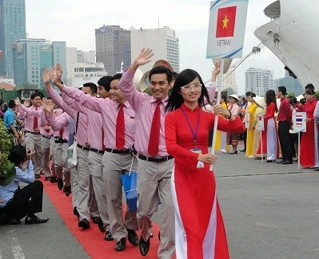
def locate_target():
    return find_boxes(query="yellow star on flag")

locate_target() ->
[222,15,229,29]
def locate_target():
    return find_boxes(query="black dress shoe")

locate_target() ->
[282,160,293,165]
[314,167,319,171]
[50,176,57,183]
[73,207,79,218]
[240,149,246,152]
[127,228,138,246]
[63,185,71,197]
[25,215,49,225]
[266,160,274,163]
[139,236,150,256]
[115,238,126,252]
[45,176,50,181]
[91,216,101,224]
[229,151,238,154]
[0,214,21,225]
[276,160,284,164]
[35,174,41,179]
[98,218,105,232]
[57,178,63,190]
[105,231,114,241]
[78,218,90,229]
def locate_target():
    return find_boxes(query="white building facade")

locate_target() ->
[245,67,273,96]
[130,27,180,73]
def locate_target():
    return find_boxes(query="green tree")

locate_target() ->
[0,120,14,182]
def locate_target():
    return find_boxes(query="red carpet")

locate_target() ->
[42,179,165,259]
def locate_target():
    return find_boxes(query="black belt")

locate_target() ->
[105,148,130,154]
[77,144,90,151]
[41,135,51,139]
[25,131,40,135]
[138,154,173,163]
[89,148,104,154]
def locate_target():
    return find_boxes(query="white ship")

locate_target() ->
[254,0,319,87]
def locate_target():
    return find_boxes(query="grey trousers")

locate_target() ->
[103,152,138,242]
[41,136,51,177]
[25,132,43,175]
[137,159,175,259]
[88,151,109,230]
[53,142,70,186]
[76,147,99,220]
[49,137,55,176]
[70,166,79,208]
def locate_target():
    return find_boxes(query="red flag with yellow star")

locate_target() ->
[216,6,237,38]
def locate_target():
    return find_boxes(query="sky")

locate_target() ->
[26,0,284,94]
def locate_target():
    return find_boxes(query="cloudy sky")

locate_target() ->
[26,0,284,94]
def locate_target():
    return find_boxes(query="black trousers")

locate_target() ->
[278,121,293,162]
[2,180,44,220]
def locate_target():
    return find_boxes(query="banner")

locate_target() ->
[256,114,264,131]
[206,0,249,59]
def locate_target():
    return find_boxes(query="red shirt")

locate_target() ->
[277,96,292,122]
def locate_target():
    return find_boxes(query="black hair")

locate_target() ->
[305,89,315,95]
[265,89,278,112]
[8,100,16,109]
[221,94,227,102]
[149,66,173,83]
[82,82,97,94]
[172,72,179,80]
[111,73,122,82]
[30,92,43,100]
[251,93,256,98]
[165,69,209,112]
[8,145,27,166]
[290,97,297,105]
[278,86,287,96]
[305,83,315,91]
[245,91,252,97]
[98,76,112,92]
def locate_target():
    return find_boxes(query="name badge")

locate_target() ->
[190,148,202,154]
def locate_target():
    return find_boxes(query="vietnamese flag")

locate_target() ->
[216,6,237,38]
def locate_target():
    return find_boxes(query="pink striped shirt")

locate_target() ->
[17,105,42,133]
[47,112,70,141]
[119,69,169,157]
[62,93,104,150]
[61,86,135,150]
[46,87,88,147]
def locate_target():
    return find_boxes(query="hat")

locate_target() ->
[296,94,304,102]
[0,162,16,186]
[229,94,239,101]
[253,96,266,108]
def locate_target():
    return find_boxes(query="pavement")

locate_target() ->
[1,146,319,259]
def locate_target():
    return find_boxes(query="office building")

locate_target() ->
[130,27,180,73]
[245,68,273,96]
[12,39,67,89]
[95,25,131,75]
[0,0,26,77]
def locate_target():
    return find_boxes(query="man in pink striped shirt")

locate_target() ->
[53,72,139,252]
[119,49,175,258]
[16,93,43,179]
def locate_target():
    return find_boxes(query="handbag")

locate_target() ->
[120,158,137,212]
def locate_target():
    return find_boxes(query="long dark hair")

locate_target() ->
[165,69,210,112]
[265,89,278,112]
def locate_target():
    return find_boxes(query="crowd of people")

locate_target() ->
[0,47,317,259]
[214,83,319,170]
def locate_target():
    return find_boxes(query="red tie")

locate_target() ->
[148,100,161,157]
[59,128,64,137]
[102,128,105,150]
[33,108,38,131]
[116,104,125,150]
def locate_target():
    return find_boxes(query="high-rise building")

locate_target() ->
[245,67,273,96]
[273,70,303,96]
[95,25,131,75]
[130,27,180,73]
[12,39,67,89]
[0,0,27,77]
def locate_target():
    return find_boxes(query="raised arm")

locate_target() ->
[15,98,42,117]
[119,49,154,110]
